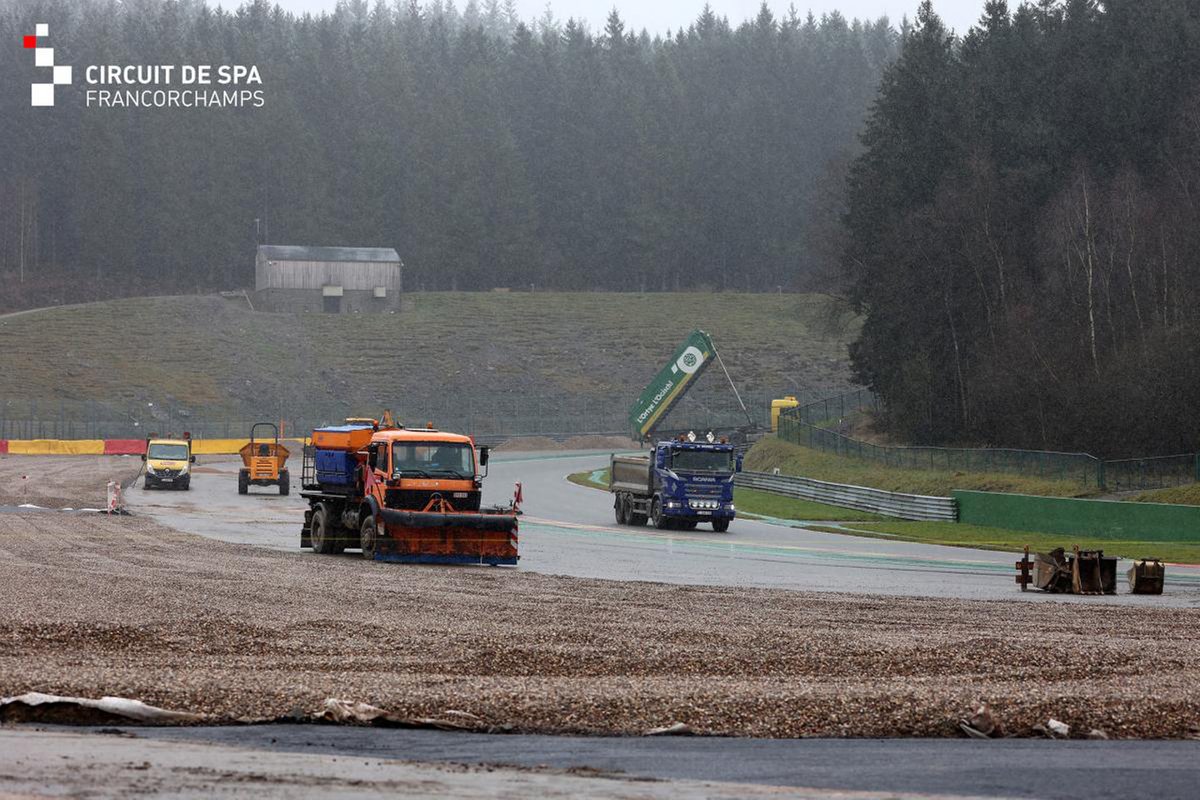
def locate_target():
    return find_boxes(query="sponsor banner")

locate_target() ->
[103,439,147,455]
[627,329,715,439]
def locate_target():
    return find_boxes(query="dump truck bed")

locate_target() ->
[238,441,289,470]
[610,454,653,496]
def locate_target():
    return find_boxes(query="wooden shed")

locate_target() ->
[254,245,403,313]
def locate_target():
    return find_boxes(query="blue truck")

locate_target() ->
[610,435,741,532]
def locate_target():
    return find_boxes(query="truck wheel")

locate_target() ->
[628,501,648,526]
[614,495,627,525]
[360,516,378,560]
[143,478,154,490]
[713,519,730,533]
[238,470,249,495]
[651,497,670,530]
[180,476,191,491]
[279,470,290,496]
[311,506,336,555]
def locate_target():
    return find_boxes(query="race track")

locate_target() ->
[125,450,1200,605]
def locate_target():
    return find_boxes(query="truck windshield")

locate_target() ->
[670,448,733,472]
[148,443,189,460]
[392,442,474,478]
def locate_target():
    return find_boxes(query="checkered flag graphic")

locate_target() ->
[25,24,72,107]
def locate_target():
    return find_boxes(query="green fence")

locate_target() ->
[778,390,1200,492]
[954,491,1200,542]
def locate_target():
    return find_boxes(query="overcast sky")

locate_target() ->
[261,0,988,38]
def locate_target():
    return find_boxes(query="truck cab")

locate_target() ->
[611,434,741,532]
[142,436,195,490]
[361,428,487,513]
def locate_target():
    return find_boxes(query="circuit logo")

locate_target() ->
[24,24,72,107]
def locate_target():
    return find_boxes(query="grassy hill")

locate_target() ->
[0,292,857,435]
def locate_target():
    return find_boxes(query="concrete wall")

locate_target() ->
[254,288,401,314]
[954,490,1200,542]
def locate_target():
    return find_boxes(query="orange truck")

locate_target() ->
[298,418,518,565]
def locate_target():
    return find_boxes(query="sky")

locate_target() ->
[264,0,988,38]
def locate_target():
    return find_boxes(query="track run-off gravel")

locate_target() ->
[3,510,1200,739]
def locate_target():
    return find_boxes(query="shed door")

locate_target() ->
[323,295,340,313]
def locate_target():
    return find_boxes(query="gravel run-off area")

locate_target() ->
[0,454,142,509]
[3,511,1200,739]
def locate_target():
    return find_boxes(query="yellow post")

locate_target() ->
[770,396,799,432]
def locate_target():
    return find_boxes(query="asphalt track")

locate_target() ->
[100,725,1200,800]
[126,450,1200,606]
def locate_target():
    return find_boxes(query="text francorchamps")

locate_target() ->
[85,65,263,108]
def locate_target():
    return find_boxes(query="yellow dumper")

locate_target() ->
[238,422,290,495]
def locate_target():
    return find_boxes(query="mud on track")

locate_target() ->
[3,511,1200,738]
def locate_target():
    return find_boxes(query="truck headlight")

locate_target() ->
[145,465,156,474]
[665,501,680,509]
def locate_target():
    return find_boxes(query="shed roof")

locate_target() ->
[257,245,400,264]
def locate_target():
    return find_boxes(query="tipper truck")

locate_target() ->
[299,418,518,565]
[610,434,741,532]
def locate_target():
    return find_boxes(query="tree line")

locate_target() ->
[844,0,1200,457]
[0,0,895,308]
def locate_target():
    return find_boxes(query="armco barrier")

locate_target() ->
[954,490,1200,542]
[737,471,957,521]
[0,440,7,454]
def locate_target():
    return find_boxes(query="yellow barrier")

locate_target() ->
[2,438,309,456]
[6,439,106,455]
[189,438,247,455]
[191,438,310,455]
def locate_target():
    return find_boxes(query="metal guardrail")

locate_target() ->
[736,470,958,521]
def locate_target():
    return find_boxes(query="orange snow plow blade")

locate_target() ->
[376,507,519,565]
